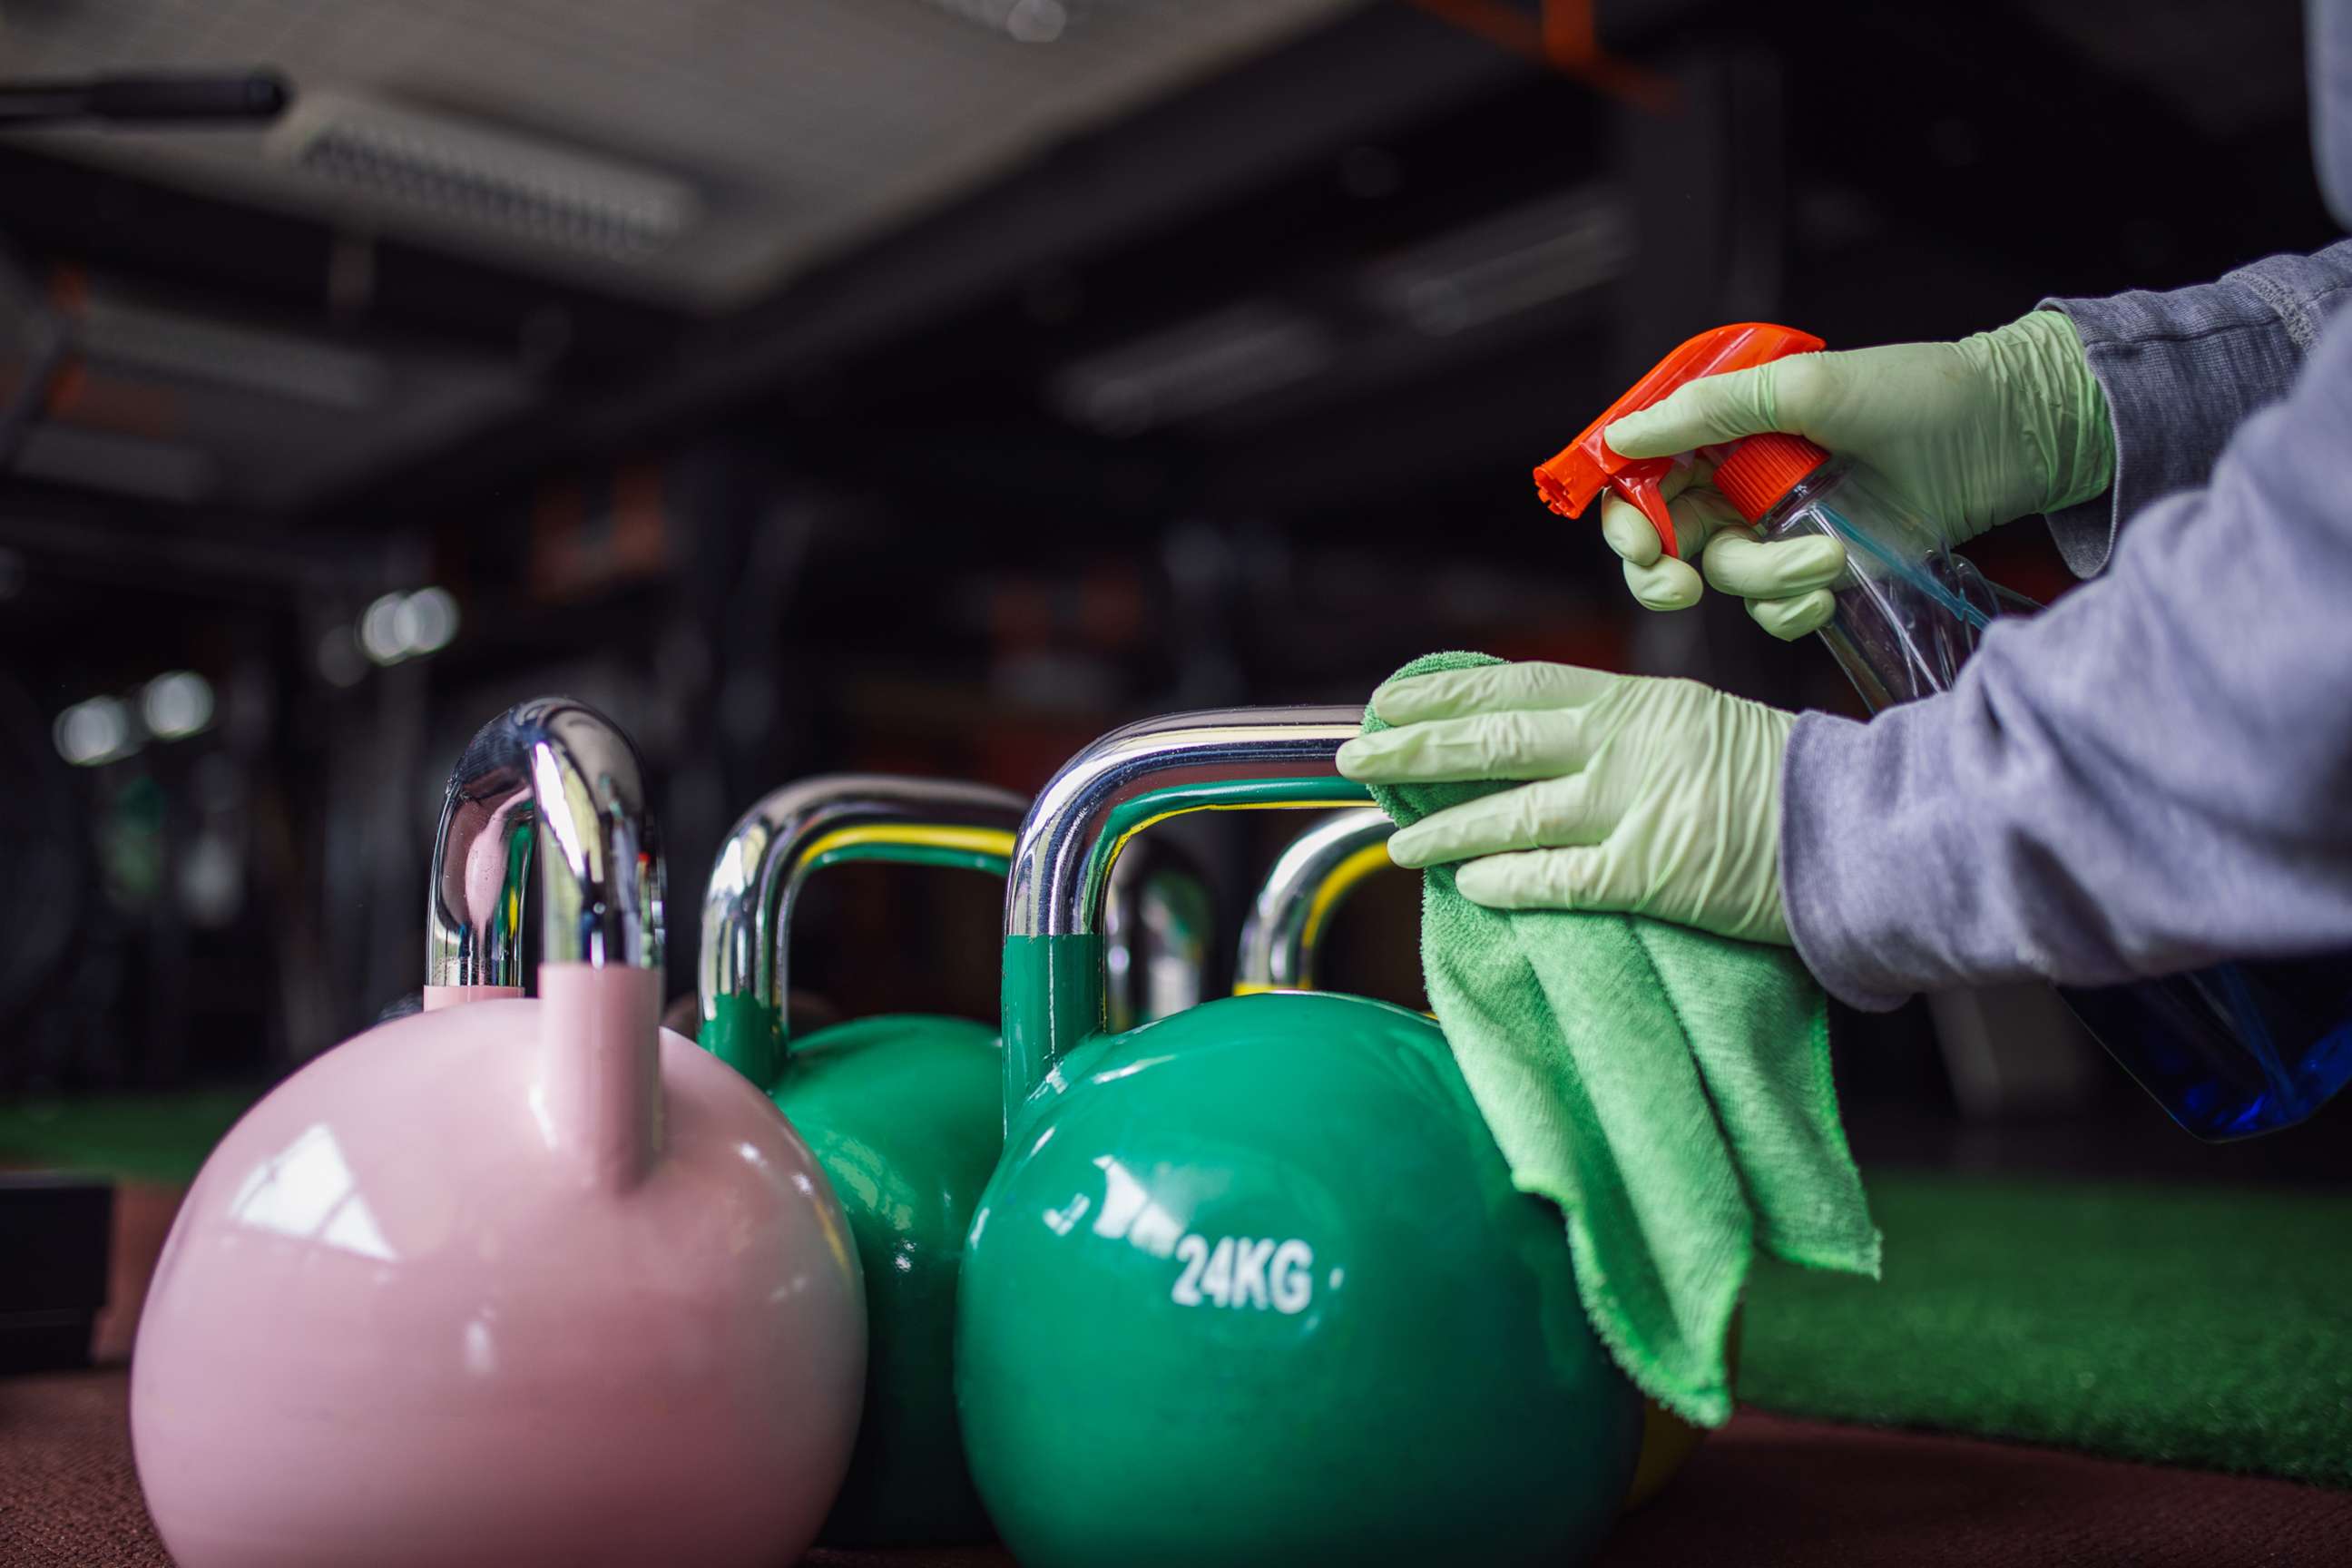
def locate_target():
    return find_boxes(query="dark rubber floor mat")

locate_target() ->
[9,1371,2349,1566]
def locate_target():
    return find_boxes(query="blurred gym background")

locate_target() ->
[1,0,2340,1190]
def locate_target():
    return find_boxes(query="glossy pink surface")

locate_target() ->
[422,983,523,1011]
[132,964,867,1568]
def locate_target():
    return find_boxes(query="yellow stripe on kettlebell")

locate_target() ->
[802,824,1019,862]
[1107,799,1370,874]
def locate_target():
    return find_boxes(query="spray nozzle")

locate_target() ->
[1534,322,1827,557]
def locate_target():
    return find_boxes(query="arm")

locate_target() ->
[2039,240,2352,575]
[1782,310,2352,1009]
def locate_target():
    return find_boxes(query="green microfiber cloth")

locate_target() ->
[1362,651,1880,1425]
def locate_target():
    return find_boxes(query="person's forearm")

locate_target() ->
[1780,310,2352,1009]
[2035,239,2352,576]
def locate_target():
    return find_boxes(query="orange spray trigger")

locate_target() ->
[1614,473,1678,559]
[1533,322,1827,560]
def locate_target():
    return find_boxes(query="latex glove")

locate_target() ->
[1597,309,2112,639]
[1336,660,1795,946]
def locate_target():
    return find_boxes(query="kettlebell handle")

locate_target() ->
[1103,836,1216,1033]
[697,775,1026,1084]
[1001,705,1372,1115]
[1234,808,1395,995]
[426,696,662,992]
[425,697,667,1191]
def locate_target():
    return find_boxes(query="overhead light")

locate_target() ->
[142,671,215,740]
[359,593,408,665]
[1359,185,1631,337]
[392,586,459,656]
[922,0,1071,43]
[271,92,701,261]
[79,293,388,412]
[360,587,463,667]
[1006,0,1067,42]
[1049,303,1333,435]
[56,673,220,765]
[13,426,219,505]
[54,696,137,768]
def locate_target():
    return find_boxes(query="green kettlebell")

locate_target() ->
[957,708,1644,1568]
[1239,806,1729,1510]
[696,775,1211,1544]
[698,775,1023,1545]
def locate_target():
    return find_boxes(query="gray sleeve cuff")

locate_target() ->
[2035,242,2352,577]
[1779,710,1913,1014]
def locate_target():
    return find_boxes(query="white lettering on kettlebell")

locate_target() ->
[1093,1159,1149,1239]
[1171,1234,1208,1305]
[1200,1237,1235,1305]
[1271,1240,1313,1314]
[1230,1238,1272,1308]
[1170,1234,1315,1314]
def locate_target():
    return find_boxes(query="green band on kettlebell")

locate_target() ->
[1001,933,1105,1128]
[1100,777,1372,855]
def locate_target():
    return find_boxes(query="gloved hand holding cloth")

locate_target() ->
[1338,652,1879,1425]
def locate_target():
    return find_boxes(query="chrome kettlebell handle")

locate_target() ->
[1234,807,1395,994]
[427,696,662,988]
[698,775,1028,1057]
[1006,706,1367,939]
[1103,836,1215,1032]
[1002,705,1371,1111]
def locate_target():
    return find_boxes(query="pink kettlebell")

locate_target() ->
[132,698,867,1568]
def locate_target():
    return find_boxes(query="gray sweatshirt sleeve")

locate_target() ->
[1779,306,2352,1011]
[2036,241,2352,576]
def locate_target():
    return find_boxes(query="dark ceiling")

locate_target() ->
[0,0,2331,664]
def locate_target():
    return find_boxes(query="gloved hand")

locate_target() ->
[1598,309,2112,639]
[1335,659,1795,946]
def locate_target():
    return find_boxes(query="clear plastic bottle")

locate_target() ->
[1723,442,2352,1139]
[1540,323,2352,1140]
[1720,444,2004,710]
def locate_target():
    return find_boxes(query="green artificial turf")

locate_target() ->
[1741,1170,2352,1486]
[0,1089,260,1186]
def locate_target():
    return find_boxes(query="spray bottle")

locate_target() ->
[1537,323,2352,1140]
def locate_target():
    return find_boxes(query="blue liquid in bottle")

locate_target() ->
[2061,960,2352,1138]
[1764,461,2352,1140]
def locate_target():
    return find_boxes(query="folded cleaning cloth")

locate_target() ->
[1360,651,1879,1425]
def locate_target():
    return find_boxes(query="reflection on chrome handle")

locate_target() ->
[1236,808,1395,992]
[426,697,662,985]
[1006,706,1364,942]
[1105,836,1215,1031]
[697,775,1027,1032]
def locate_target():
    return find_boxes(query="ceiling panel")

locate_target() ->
[4,0,1364,308]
